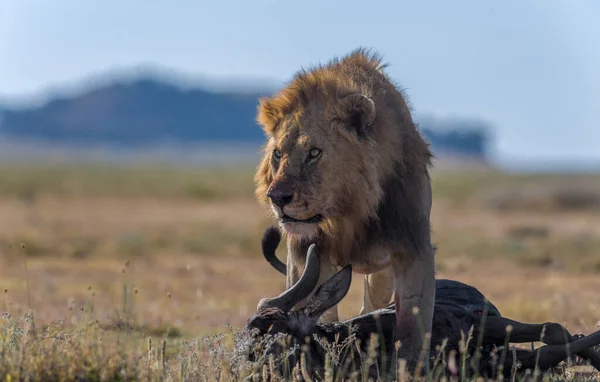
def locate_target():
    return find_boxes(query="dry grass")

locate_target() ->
[0,163,599,380]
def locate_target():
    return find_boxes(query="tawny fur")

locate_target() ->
[254,48,435,368]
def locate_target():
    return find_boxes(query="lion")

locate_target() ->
[254,48,435,369]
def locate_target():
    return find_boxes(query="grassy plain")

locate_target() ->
[0,162,599,380]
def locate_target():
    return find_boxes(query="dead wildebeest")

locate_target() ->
[238,226,600,381]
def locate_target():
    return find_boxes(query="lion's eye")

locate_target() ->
[309,148,321,159]
[273,150,282,160]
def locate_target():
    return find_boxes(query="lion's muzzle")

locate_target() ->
[266,187,294,210]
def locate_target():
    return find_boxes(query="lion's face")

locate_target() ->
[255,93,381,238]
[264,121,344,237]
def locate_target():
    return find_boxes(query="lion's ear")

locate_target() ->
[256,97,281,136]
[336,94,376,137]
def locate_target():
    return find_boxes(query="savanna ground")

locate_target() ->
[0,160,599,381]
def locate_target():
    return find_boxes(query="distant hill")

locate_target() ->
[417,115,491,160]
[0,75,492,161]
[0,78,269,145]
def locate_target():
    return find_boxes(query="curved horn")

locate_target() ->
[258,244,320,312]
[261,226,286,276]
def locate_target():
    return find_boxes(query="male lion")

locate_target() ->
[254,48,435,368]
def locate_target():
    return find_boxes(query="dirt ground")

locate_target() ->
[1,166,599,340]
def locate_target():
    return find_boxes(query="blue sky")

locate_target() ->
[1,0,598,165]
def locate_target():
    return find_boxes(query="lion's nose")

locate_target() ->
[266,188,294,209]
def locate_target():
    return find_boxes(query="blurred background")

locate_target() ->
[0,0,599,341]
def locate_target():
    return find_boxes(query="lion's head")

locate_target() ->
[254,50,405,239]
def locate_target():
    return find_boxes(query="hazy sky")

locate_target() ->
[1,0,598,164]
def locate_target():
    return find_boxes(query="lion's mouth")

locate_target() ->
[280,214,323,224]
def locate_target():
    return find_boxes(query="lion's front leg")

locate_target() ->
[285,252,300,290]
[391,250,435,372]
[359,266,395,315]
